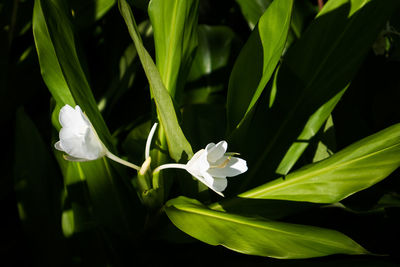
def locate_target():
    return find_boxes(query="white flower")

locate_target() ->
[54,104,141,170]
[186,141,247,196]
[153,141,247,196]
[55,105,107,161]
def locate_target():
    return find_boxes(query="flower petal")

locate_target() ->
[56,105,107,161]
[186,149,209,175]
[190,171,224,197]
[54,141,63,151]
[58,104,75,127]
[207,156,248,178]
[63,155,89,162]
[206,141,228,163]
[211,177,228,192]
[83,126,105,159]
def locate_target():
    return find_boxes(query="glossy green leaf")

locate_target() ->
[227,0,293,132]
[235,0,272,30]
[118,0,193,162]
[312,115,336,163]
[274,87,346,175]
[235,0,400,191]
[33,0,143,237]
[32,0,74,109]
[209,197,317,221]
[165,196,367,259]
[241,123,400,203]
[185,25,237,105]
[148,0,198,100]
[33,0,113,149]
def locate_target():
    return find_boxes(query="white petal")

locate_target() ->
[83,126,105,159]
[54,141,63,151]
[211,177,228,192]
[206,141,227,163]
[63,155,90,162]
[58,105,75,127]
[190,171,224,197]
[56,105,106,161]
[186,149,209,174]
[207,157,248,178]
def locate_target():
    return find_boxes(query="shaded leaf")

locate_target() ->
[185,25,238,105]
[14,108,65,265]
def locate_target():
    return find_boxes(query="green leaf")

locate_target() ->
[240,123,400,203]
[209,197,317,221]
[118,0,193,162]
[32,0,74,109]
[185,25,238,105]
[33,0,144,237]
[235,0,272,30]
[227,0,293,132]
[14,108,65,264]
[33,0,113,149]
[148,0,198,101]
[274,87,346,175]
[312,115,336,163]
[235,0,400,191]
[165,196,367,259]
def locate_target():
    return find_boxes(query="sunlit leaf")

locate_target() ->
[165,196,367,259]
[235,0,400,191]
[118,0,193,162]
[148,0,198,101]
[235,0,272,30]
[33,0,113,148]
[240,123,400,203]
[227,0,293,132]
[33,0,144,238]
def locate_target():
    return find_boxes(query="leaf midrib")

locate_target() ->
[162,1,179,92]
[170,203,359,250]
[243,141,400,198]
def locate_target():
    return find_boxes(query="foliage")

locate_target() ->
[3,0,400,265]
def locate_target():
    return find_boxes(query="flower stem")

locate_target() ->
[145,122,158,160]
[106,151,141,171]
[152,163,187,174]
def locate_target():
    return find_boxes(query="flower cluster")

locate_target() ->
[55,104,247,196]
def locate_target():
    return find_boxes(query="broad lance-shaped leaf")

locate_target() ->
[33,0,143,237]
[240,123,400,203]
[165,196,367,259]
[227,0,293,132]
[234,0,400,191]
[118,0,193,162]
[235,0,272,30]
[185,25,237,105]
[14,109,65,263]
[32,0,74,109]
[148,0,198,101]
[34,0,113,149]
